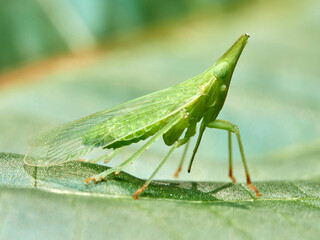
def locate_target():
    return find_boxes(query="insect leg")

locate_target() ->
[174,139,190,178]
[134,135,191,198]
[228,131,236,183]
[188,120,206,173]
[85,112,184,183]
[134,142,179,199]
[206,119,260,197]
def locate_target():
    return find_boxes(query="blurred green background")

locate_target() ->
[1,0,320,239]
[1,0,319,181]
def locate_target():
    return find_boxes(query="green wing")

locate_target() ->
[24,73,209,166]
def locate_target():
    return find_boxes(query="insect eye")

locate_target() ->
[214,61,229,79]
[220,85,227,91]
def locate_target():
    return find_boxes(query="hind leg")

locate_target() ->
[133,136,189,199]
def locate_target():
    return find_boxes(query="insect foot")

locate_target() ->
[173,167,182,178]
[84,176,96,183]
[248,183,261,197]
[133,184,148,199]
[229,174,237,183]
[85,175,104,183]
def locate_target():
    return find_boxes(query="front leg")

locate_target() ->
[206,119,260,197]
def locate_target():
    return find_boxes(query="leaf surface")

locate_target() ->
[1,153,320,240]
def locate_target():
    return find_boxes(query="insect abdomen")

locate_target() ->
[105,119,168,149]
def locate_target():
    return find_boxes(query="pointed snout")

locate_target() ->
[219,33,249,67]
[218,33,250,66]
[209,33,250,85]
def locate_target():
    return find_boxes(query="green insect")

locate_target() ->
[24,33,260,199]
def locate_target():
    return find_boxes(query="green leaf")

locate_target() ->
[1,152,320,239]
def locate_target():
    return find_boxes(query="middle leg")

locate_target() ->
[207,119,260,197]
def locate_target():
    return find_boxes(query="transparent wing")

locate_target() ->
[24,73,208,166]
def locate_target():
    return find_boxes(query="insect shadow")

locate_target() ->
[23,160,242,202]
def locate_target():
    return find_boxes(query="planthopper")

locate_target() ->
[24,33,260,199]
